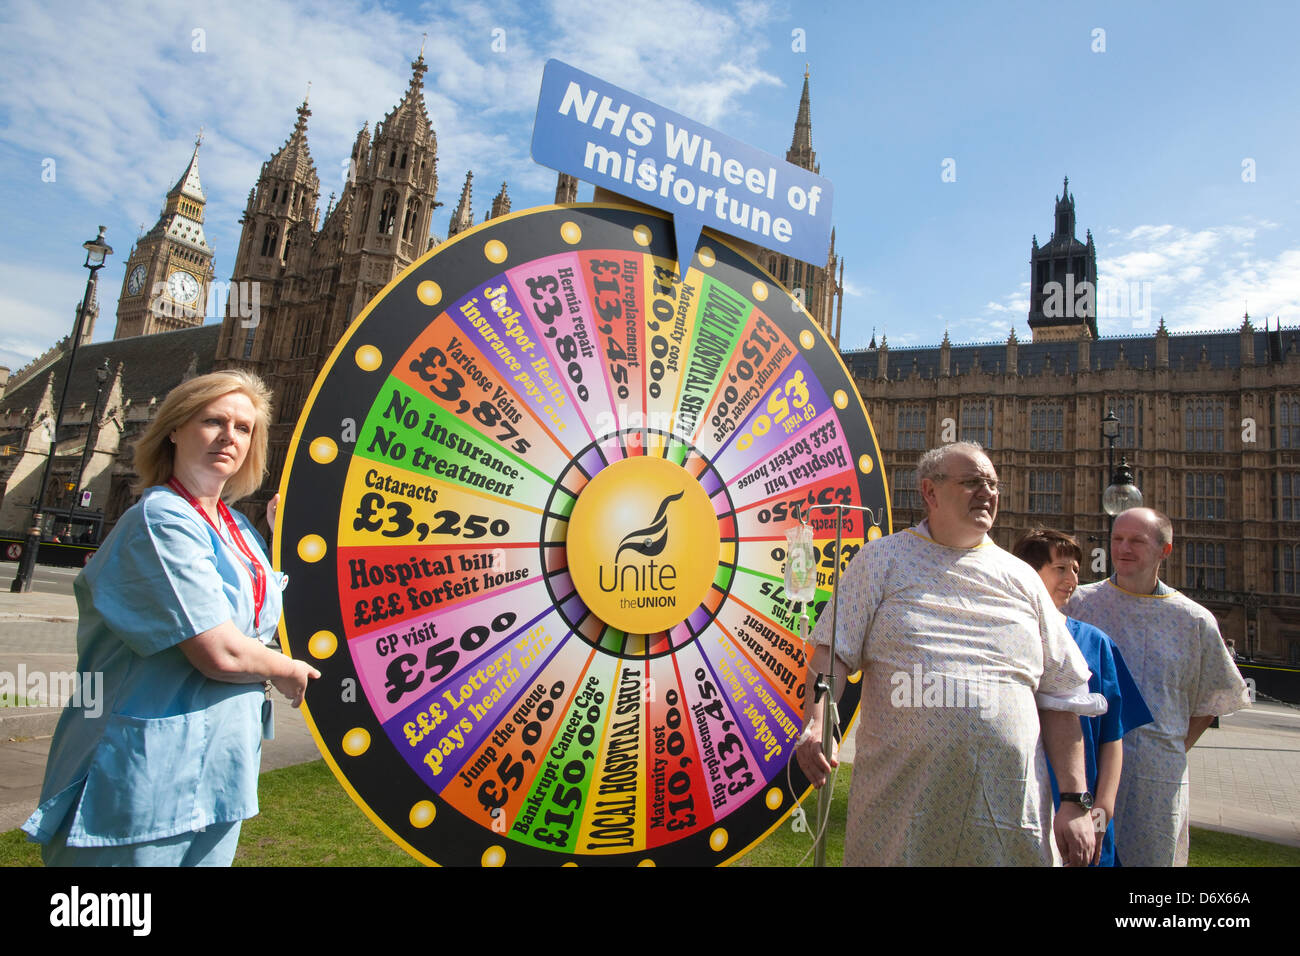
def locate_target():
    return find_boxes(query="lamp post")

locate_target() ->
[74,358,111,509]
[1244,587,1261,661]
[1099,408,1143,574]
[10,227,113,592]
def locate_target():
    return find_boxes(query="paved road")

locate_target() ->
[0,561,79,597]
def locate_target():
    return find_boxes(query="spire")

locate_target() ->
[786,69,817,173]
[377,49,433,146]
[1052,175,1077,240]
[294,87,311,138]
[148,137,210,251]
[447,170,474,238]
[489,182,512,220]
[267,95,317,182]
[168,134,206,203]
[868,327,877,350]
[409,47,428,96]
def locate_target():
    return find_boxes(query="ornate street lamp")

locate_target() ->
[10,227,113,592]
[1099,408,1142,574]
[1104,456,1143,518]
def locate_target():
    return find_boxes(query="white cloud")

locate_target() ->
[1098,221,1300,334]
[0,0,783,368]
[0,261,87,376]
[978,281,1029,329]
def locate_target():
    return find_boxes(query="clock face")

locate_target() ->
[167,270,200,304]
[126,265,146,295]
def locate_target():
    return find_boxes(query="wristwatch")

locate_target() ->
[1060,791,1095,810]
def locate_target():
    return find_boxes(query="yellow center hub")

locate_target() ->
[566,455,720,634]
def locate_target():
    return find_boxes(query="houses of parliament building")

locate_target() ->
[0,56,1296,667]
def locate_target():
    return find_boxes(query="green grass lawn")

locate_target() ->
[2,758,1296,866]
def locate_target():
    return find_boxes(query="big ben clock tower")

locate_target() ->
[114,132,215,339]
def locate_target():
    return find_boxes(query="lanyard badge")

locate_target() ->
[167,478,267,629]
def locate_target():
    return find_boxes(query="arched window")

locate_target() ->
[1185,542,1226,590]
[1280,395,1300,448]
[260,222,279,257]
[1184,398,1225,451]
[896,406,927,450]
[1278,543,1299,594]
[1280,473,1300,521]
[1030,402,1063,450]
[377,190,399,235]
[1185,472,1227,520]
[892,469,919,511]
[1107,397,1141,449]
[402,198,422,241]
[1028,471,1064,513]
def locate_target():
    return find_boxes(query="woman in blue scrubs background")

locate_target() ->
[23,369,320,866]
[1012,529,1153,867]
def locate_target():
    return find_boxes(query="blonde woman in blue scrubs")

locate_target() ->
[23,370,319,866]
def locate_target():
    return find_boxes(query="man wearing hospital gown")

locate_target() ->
[796,443,1097,866]
[1066,507,1249,867]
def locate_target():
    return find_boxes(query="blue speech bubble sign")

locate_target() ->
[531,59,833,270]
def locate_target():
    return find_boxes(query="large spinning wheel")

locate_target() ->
[276,204,889,865]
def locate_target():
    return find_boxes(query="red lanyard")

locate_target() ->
[167,478,266,629]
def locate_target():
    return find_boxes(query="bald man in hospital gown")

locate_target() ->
[1067,508,1249,866]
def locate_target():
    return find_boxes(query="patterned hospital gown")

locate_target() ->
[812,524,1090,866]
[1065,580,1249,866]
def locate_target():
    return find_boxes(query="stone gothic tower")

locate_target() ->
[215,54,440,524]
[554,172,579,203]
[217,96,321,366]
[447,170,474,237]
[1027,177,1098,343]
[488,182,511,220]
[758,71,844,346]
[114,134,215,339]
[334,51,439,345]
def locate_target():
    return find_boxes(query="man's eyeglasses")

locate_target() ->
[935,475,1003,494]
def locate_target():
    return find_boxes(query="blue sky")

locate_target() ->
[1,0,1298,374]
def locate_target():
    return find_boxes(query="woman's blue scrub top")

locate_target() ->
[22,486,285,847]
